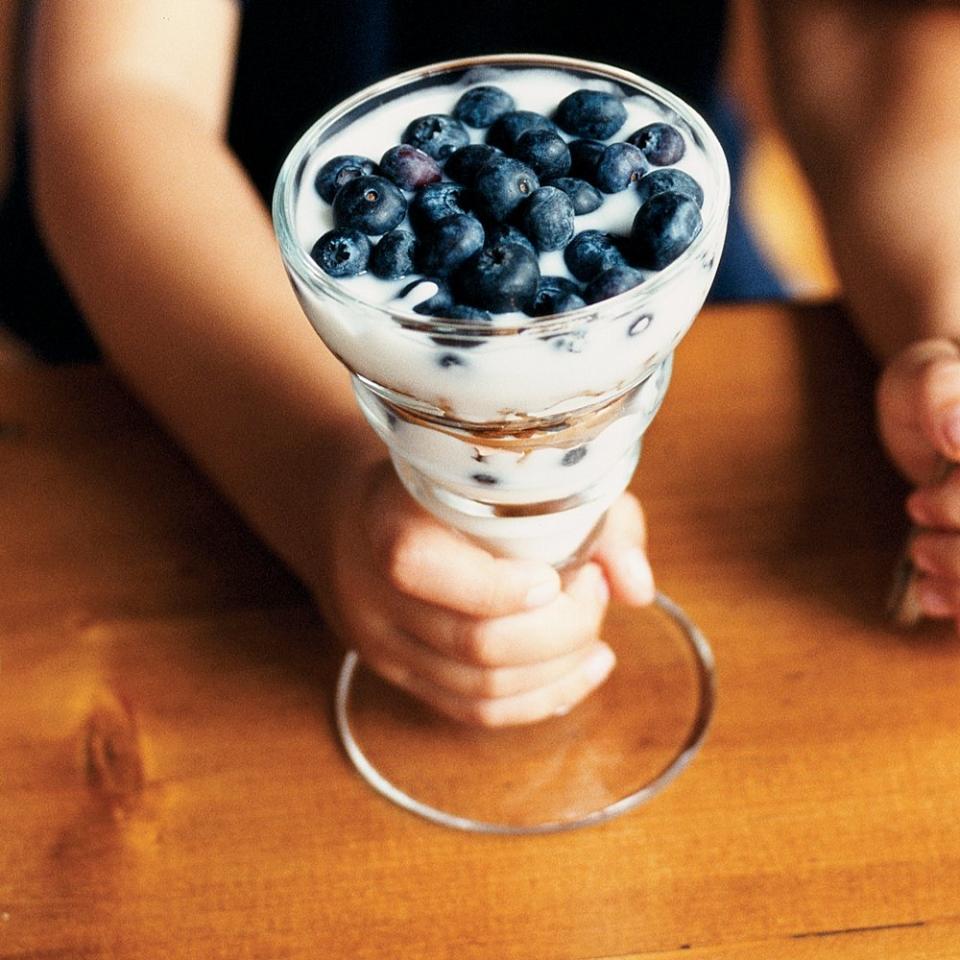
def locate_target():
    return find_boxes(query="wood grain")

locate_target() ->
[2,303,959,960]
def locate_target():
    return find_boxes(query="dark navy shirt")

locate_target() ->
[229,1,726,202]
[0,0,779,362]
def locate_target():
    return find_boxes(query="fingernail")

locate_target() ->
[525,576,560,609]
[906,494,930,526]
[941,405,960,455]
[623,548,655,604]
[910,546,936,574]
[584,645,616,684]
[588,563,610,604]
[596,572,610,605]
[917,582,953,617]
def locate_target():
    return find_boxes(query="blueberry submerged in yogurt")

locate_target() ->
[514,129,572,180]
[416,213,486,277]
[474,155,540,222]
[528,275,586,317]
[370,228,418,279]
[332,175,406,234]
[453,85,516,128]
[486,110,557,152]
[627,122,686,166]
[584,264,646,304]
[445,143,503,186]
[631,191,703,270]
[554,89,627,140]
[310,228,370,277]
[455,242,540,313]
[564,229,627,281]
[593,142,648,194]
[548,177,603,215]
[402,113,470,160]
[379,144,443,191]
[314,154,378,203]
[410,181,474,230]
[519,186,575,252]
[635,167,704,208]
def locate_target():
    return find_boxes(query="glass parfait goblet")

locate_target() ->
[273,54,729,833]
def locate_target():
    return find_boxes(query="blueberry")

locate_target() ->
[563,230,627,281]
[429,304,493,349]
[593,142,648,193]
[561,446,588,466]
[568,139,606,180]
[554,90,627,140]
[402,114,469,161]
[484,223,537,258]
[438,352,466,368]
[627,123,686,166]
[310,228,371,277]
[454,85,516,128]
[549,330,587,353]
[546,177,603,215]
[536,275,581,298]
[332,175,406,235]
[416,214,485,277]
[409,182,474,231]
[447,304,493,321]
[379,144,442,191]
[486,110,556,153]
[472,472,499,485]
[528,275,587,317]
[455,242,540,313]
[370,229,418,279]
[400,277,455,316]
[518,186,575,252]
[314,155,378,203]
[635,168,704,208]
[584,265,646,303]
[445,144,503,186]
[631,191,703,270]
[474,156,539,222]
[514,130,571,181]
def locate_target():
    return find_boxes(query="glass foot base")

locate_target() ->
[335,592,715,834]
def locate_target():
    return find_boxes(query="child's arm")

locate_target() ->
[761,1,960,623]
[29,0,650,724]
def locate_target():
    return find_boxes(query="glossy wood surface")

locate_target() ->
[3,302,959,959]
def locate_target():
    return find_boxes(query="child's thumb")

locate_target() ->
[589,492,655,606]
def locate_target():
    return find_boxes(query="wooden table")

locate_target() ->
[3,302,959,959]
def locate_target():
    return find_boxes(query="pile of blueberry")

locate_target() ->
[310,84,704,321]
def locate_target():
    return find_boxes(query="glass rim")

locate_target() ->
[272,52,731,338]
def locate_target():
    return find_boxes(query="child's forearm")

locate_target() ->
[760,1,960,359]
[31,53,380,590]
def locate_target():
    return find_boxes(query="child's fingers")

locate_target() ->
[367,641,616,728]
[589,492,655,606]
[364,471,560,618]
[877,339,960,484]
[390,560,609,667]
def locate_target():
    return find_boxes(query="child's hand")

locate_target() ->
[878,338,960,621]
[317,460,654,727]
